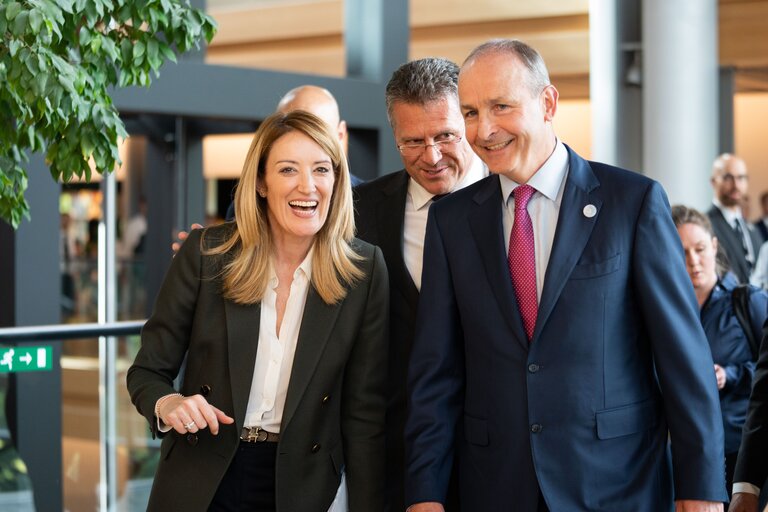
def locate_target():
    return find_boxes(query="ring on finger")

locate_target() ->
[184,421,195,430]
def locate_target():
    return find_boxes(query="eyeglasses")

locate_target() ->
[716,173,748,183]
[397,135,462,157]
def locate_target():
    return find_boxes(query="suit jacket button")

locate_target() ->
[528,364,540,373]
[530,424,542,434]
[311,443,321,453]
[321,395,330,405]
[200,384,212,396]
[187,433,199,445]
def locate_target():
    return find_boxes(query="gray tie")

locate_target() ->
[733,218,755,266]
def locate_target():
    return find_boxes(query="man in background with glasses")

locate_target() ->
[353,57,486,512]
[707,153,762,283]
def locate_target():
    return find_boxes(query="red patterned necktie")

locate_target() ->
[508,184,538,341]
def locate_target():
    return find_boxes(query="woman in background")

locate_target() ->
[672,205,767,504]
[128,111,389,511]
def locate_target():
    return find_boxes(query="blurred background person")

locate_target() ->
[753,191,768,244]
[59,213,77,317]
[128,111,389,511]
[751,191,768,290]
[707,154,762,284]
[673,205,768,504]
[117,197,148,259]
[752,242,768,290]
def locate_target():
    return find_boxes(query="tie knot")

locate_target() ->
[513,184,536,211]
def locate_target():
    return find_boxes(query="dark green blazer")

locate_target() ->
[127,223,389,511]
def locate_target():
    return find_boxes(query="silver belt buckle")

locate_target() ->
[244,426,269,442]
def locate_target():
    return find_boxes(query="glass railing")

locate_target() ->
[0,321,150,511]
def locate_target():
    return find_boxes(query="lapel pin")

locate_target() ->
[582,204,597,218]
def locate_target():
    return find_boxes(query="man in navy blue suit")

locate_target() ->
[405,39,727,512]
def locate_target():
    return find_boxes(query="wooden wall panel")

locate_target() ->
[410,0,588,26]
[205,0,768,95]
[207,35,345,77]
[210,0,343,45]
[720,2,768,67]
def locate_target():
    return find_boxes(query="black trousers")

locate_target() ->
[209,441,278,512]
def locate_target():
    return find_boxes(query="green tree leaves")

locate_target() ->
[0,0,217,227]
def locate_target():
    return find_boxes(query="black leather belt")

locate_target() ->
[240,426,280,443]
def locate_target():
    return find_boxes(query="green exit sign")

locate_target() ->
[0,346,53,373]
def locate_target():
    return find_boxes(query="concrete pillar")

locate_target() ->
[589,0,642,172]
[642,0,718,210]
[719,67,736,154]
[344,0,408,176]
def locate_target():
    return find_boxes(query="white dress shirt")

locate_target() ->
[500,140,569,300]
[244,250,313,432]
[404,155,487,290]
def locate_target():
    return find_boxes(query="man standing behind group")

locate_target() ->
[354,57,485,512]
[707,154,762,283]
[405,39,726,511]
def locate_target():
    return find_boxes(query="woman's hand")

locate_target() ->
[158,394,234,435]
[714,364,726,390]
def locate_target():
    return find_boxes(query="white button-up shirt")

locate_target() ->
[244,250,313,433]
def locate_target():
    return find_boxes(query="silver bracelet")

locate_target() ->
[154,392,183,419]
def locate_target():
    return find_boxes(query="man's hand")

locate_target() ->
[728,492,759,512]
[407,503,444,512]
[714,364,726,390]
[675,500,723,512]
[171,223,204,255]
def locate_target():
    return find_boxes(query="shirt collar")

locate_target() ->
[268,246,314,289]
[406,153,488,211]
[712,198,743,226]
[499,139,569,203]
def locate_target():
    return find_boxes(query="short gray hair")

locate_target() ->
[385,57,460,125]
[463,39,551,94]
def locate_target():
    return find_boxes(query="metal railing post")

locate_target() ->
[99,171,119,511]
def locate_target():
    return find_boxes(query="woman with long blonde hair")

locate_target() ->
[128,111,389,511]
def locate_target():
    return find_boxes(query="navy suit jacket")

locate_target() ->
[700,273,766,454]
[405,147,727,511]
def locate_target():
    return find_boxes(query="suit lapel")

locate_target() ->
[281,286,342,431]
[376,172,419,309]
[225,300,262,428]
[468,175,529,349]
[534,149,601,341]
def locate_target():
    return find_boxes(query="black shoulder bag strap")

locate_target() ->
[732,284,759,360]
